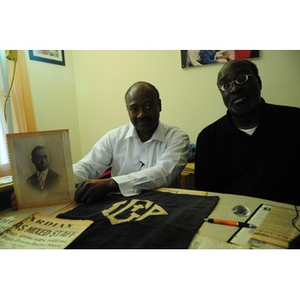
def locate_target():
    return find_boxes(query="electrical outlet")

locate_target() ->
[5,50,18,61]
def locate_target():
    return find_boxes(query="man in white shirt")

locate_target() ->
[74,81,190,204]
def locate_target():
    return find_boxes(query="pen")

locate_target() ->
[139,161,145,171]
[204,218,257,229]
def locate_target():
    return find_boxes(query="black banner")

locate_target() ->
[57,190,219,249]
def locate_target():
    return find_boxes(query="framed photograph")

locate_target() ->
[29,50,65,66]
[181,50,259,68]
[7,129,75,209]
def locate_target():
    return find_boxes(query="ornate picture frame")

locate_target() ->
[7,129,74,209]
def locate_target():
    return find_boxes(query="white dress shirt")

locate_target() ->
[73,122,190,196]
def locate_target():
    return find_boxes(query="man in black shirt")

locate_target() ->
[195,59,300,205]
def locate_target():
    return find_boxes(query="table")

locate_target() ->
[156,188,297,249]
[192,191,296,248]
[0,187,297,249]
[180,162,195,189]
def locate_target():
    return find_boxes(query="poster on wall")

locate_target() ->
[29,50,65,66]
[181,50,259,68]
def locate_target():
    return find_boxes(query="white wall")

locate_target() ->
[25,50,81,162]
[25,50,300,163]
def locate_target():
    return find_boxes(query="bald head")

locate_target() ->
[125,81,162,142]
[125,81,160,103]
[218,60,262,89]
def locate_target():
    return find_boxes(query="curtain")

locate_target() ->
[0,50,36,177]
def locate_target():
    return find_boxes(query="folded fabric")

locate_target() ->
[57,190,219,249]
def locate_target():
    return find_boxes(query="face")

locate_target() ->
[126,84,161,141]
[217,60,262,117]
[31,148,49,172]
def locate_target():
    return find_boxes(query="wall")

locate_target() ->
[25,50,81,162]
[72,50,300,156]
[25,50,300,162]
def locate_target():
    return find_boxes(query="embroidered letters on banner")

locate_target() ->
[102,199,168,225]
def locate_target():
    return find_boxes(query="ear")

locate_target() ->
[257,76,262,90]
[158,98,162,111]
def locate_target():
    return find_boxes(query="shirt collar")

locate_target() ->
[224,98,266,134]
[37,169,49,177]
[125,122,165,142]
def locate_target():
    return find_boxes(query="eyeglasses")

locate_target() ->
[219,74,254,92]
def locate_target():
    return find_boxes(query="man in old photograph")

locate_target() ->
[27,145,61,192]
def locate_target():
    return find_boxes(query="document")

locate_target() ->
[251,205,300,248]
[229,204,272,247]
[0,216,15,234]
[0,212,93,249]
[0,175,13,186]
[189,234,251,249]
[0,175,13,191]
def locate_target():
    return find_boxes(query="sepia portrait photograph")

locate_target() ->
[7,129,74,209]
[181,50,259,68]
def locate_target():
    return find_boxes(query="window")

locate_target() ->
[0,120,9,165]
[0,50,11,172]
[0,50,36,177]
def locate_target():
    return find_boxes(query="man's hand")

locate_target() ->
[10,192,18,210]
[74,178,119,204]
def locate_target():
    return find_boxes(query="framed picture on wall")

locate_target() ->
[181,50,259,68]
[29,50,65,66]
[6,129,75,209]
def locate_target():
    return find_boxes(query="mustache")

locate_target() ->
[230,94,248,105]
[136,116,151,122]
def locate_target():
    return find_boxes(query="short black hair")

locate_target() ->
[31,146,46,158]
[242,60,259,77]
[125,81,160,100]
[243,60,262,88]
[219,59,262,89]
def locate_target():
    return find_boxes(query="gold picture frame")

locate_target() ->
[7,129,74,209]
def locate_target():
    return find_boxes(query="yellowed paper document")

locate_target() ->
[0,212,93,249]
[251,206,299,248]
[0,216,15,234]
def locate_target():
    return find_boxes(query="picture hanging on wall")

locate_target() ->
[29,50,65,66]
[181,50,259,68]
